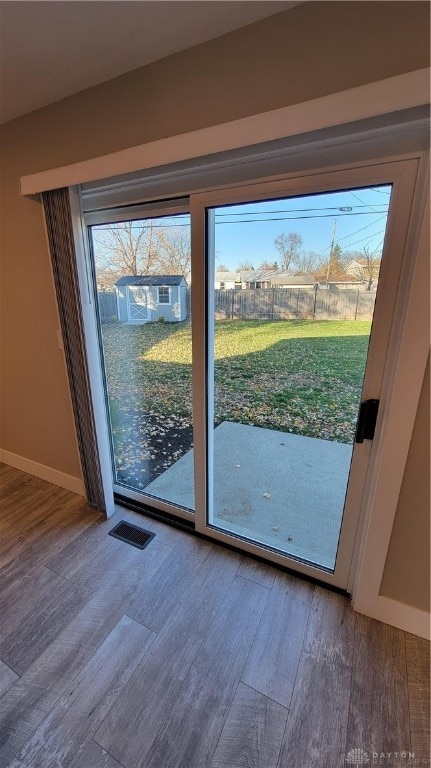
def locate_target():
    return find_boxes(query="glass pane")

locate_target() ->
[207,185,392,569]
[90,213,194,511]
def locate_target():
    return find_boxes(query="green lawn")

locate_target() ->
[102,319,370,461]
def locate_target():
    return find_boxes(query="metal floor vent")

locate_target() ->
[109,521,155,550]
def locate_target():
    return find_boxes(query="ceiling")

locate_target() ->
[0,1,301,125]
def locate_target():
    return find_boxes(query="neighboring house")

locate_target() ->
[345,257,368,275]
[270,273,317,289]
[243,269,275,288]
[214,271,242,290]
[115,275,188,324]
[317,277,366,291]
[313,270,367,290]
[244,270,317,289]
[345,257,380,289]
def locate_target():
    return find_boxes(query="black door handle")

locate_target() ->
[355,399,380,443]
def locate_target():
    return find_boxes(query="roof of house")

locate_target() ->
[345,257,368,267]
[271,273,316,286]
[214,271,239,281]
[115,275,186,286]
[244,269,316,286]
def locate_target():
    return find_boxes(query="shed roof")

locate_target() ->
[115,275,186,286]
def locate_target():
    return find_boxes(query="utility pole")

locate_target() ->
[325,217,337,287]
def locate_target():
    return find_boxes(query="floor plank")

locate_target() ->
[0,661,18,700]
[94,546,243,767]
[1,569,93,674]
[12,616,155,768]
[0,501,96,571]
[0,537,171,765]
[127,534,217,631]
[405,632,430,761]
[142,575,270,768]
[242,571,313,707]
[1,682,59,767]
[0,564,67,651]
[278,588,355,768]
[346,615,411,760]
[0,483,78,537]
[237,557,277,589]
[210,682,288,768]
[73,740,125,768]
[0,465,35,505]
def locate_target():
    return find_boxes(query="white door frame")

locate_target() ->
[190,155,424,590]
[351,165,430,638]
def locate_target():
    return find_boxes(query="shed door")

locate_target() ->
[128,286,148,321]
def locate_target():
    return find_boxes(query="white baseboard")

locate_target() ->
[353,594,430,640]
[0,449,86,497]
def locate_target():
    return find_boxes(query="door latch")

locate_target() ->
[355,399,380,443]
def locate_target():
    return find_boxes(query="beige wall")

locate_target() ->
[380,358,430,612]
[0,2,429,604]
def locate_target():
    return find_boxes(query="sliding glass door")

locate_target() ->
[204,186,391,572]
[191,159,418,587]
[84,158,418,587]
[88,207,195,519]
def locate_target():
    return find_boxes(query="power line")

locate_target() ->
[322,215,388,253]
[91,202,389,225]
[92,203,388,229]
[215,212,387,223]
[336,229,386,251]
[211,203,387,216]
[369,187,392,195]
[350,191,384,214]
[93,211,391,232]
[336,215,387,243]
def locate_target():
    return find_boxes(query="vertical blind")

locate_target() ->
[42,188,105,511]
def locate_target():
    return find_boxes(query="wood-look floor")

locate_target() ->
[0,464,429,768]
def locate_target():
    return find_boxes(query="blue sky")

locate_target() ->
[211,185,391,270]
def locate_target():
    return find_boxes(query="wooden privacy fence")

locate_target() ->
[98,288,377,322]
[213,288,377,321]
[98,291,117,321]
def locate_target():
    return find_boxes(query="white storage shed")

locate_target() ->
[115,275,188,324]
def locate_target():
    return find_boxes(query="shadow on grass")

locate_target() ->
[101,321,370,491]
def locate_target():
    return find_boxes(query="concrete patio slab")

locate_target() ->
[144,421,353,569]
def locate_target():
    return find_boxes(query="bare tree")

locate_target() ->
[154,226,191,282]
[291,250,323,274]
[93,220,192,285]
[273,232,303,271]
[93,220,159,279]
[94,266,120,291]
[236,261,255,272]
[352,245,381,290]
[258,260,279,271]
[337,249,361,271]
